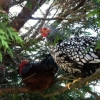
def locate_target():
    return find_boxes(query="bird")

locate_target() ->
[40,26,100,78]
[0,63,5,82]
[18,55,58,91]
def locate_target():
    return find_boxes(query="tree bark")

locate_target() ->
[0,0,12,12]
[11,0,47,31]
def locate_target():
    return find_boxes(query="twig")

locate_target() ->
[21,20,41,40]
[88,90,100,100]
[12,15,86,21]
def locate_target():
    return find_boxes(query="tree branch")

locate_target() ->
[88,91,100,100]
[11,0,47,31]
[41,69,100,98]
[0,69,100,97]
[13,15,85,21]
[0,86,29,95]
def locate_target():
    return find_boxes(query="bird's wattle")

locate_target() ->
[42,32,48,37]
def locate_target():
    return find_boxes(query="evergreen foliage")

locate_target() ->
[0,0,100,100]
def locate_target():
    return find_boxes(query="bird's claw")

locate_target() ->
[66,78,82,89]
[73,78,82,83]
[66,82,72,89]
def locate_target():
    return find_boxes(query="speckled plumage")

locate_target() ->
[40,27,100,77]
[49,36,100,77]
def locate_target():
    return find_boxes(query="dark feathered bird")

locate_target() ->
[40,26,100,78]
[19,55,58,91]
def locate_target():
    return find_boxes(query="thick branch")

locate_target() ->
[42,69,100,98]
[11,0,47,31]
[0,69,100,96]
[0,0,12,12]
[0,86,29,95]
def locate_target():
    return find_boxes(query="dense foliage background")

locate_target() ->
[0,0,100,99]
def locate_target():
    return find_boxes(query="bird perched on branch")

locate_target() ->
[18,55,58,91]
[0,63,5,82]
[40,26,100,78]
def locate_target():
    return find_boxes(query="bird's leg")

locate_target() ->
[73,78,82,83]
[66,78,82,89]
[66,82,72,89]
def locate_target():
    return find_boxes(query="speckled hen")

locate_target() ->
[40,26,100,78]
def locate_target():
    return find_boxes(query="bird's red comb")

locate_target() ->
[40,27,50,37]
